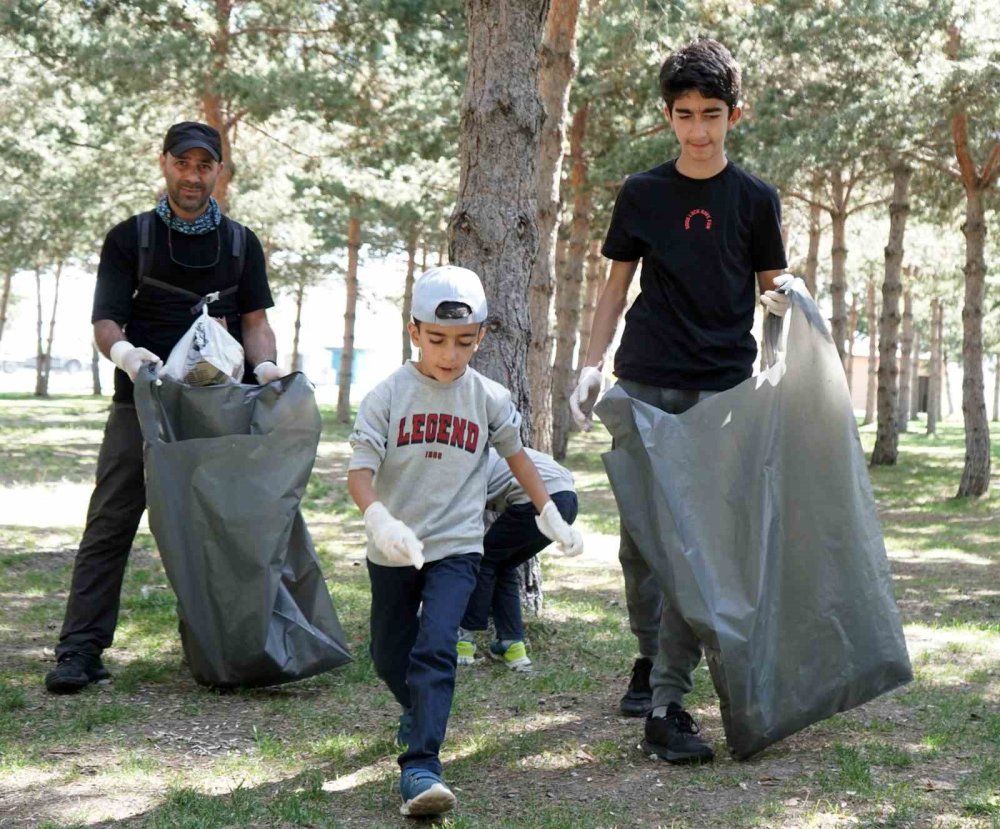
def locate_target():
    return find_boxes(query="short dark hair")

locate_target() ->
[659,38,741,113]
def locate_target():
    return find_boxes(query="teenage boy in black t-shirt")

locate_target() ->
[569,39,792,763]
[45,122,281,694]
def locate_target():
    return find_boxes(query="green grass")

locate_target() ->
[0,400,997,828]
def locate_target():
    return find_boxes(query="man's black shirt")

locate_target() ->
[602,159,787,391]
[93,214,274,403]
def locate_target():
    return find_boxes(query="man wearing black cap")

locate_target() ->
[44,122,282,694]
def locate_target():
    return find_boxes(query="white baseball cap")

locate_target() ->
[411,265,488,326]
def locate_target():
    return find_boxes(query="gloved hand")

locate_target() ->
[569,365,603,431]
[253,360,283,384]
[535,501,584,557]
[760,274,794,317]
[364,501,425,568]
[110,340,162,383]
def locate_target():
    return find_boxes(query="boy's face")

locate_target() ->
[664,90,741,168]
[408,320,485,383]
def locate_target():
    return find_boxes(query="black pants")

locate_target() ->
[56,403,146,658]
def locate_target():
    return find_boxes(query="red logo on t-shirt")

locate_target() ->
[397,413,480,454]
[684,208,713,230]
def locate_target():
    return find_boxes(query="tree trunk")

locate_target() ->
[992,353,999,422]
[450,0,549,614]
[579,239,603,366]
[34,262,62,398]
[528,0,581,455]
[829,169,850,368]
[552,102,589,460]
[402,231,418,363]
[898,288,913,433]
[943,347,954,418]
[863,274,878,426]
[956,186,991,495]
[846,293,858,395]
[336,200,361,423]
[804,171,823,297]
[927,297,941,436]
[201,0,236,212]
[910,329,921,420]
[871,162,910,462]
[291,281,304,372]
[0,268,12,347]
[91,342,101,396]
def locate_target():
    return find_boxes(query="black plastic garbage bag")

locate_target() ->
[595,282,911,758]
[134,371,351,688]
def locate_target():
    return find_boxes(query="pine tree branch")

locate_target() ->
[786,190,832,212]
[951,111,979,191]
[980,141,1000,189]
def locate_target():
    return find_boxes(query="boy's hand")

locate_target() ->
[364,502,425,569]
[760,274,794,317]
[569,366,603,431]
[535,502,584,557]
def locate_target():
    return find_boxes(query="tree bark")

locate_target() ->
[992,353,999,423]
[91,342,102,396]
[34,262,62,398]
[0,268,12,347]
[956,186,991,494]
[528,0,581,454]
[927,297,941,437]
[804,171,823,297]
[846,293,858,395]
[450,0,550,614]
[579,239,603,368]
[871,161,911,463]
[552,102,589,460]
[898,288,913,432]
[291,280,304,372]
[943,346,954,418]
[402,231,418,364]
[910,329,921,419]
[336,199,361,423]
[202,0,236,212]
[863,274,878,426]
[829,168,850,368]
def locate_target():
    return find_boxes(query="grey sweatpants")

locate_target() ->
[615,379,717,708]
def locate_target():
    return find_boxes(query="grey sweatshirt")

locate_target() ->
[349,362,524,565]
[485,447,575,512]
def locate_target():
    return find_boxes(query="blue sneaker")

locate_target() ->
[399,768,456,817]
[396,708,413,749]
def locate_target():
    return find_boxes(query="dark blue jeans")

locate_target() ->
[460,491,578,641]
[367,553,480,775]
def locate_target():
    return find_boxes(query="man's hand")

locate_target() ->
[760,274,794,318]
[569,365,603,431]
[364,501,425,568]
[110,341,162,382]
[253,361,282,384]
[535,501,584,557]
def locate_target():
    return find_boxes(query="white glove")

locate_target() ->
[760,274,794,317]
[364,501,425,568]
[569,365,603,431]
[535,501,584,557]
[110,340,162,383]
[253,361,283,384]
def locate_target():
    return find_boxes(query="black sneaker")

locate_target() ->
[619,657,653,717]
[642,703,714,764]
[44,652,111,694]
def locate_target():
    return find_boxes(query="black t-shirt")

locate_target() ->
[602,159,787,391]
[92,214,274,403]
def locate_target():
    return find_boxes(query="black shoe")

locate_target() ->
[619,657,653,717]
[44,652,111,694]
[642,703,714,764]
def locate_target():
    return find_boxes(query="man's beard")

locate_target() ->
[170,183,210,215]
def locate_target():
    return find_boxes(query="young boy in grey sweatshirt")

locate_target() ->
[347,265,582,818]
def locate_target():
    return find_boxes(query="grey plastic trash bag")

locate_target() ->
[595,282,911,758]
[134,371,351,688]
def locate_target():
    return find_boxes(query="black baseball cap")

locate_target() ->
[162,122,222,162]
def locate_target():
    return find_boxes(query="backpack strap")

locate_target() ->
[133,213,246,314]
